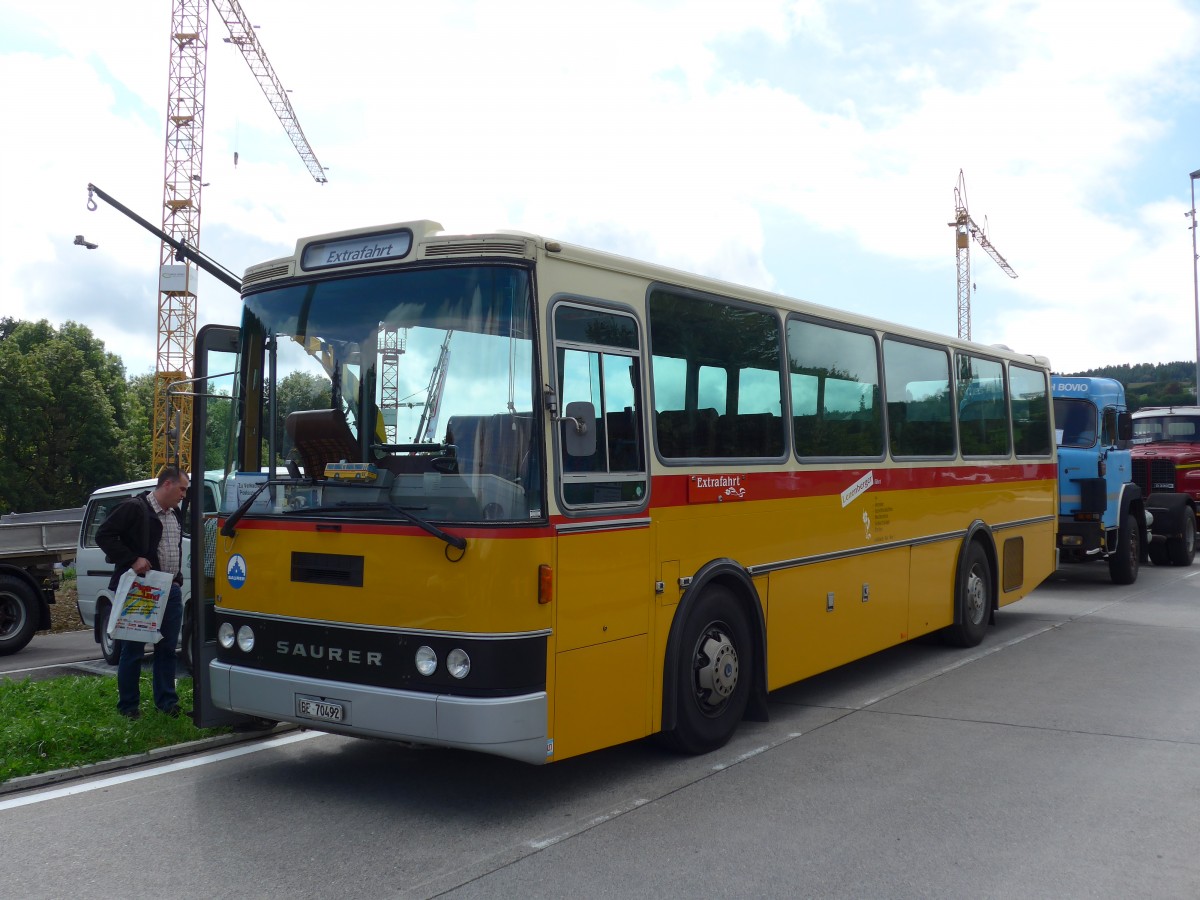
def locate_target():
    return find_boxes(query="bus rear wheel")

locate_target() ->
[660,585,752,755]
[944,542,992,648]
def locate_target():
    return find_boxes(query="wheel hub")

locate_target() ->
[965,568,987,625]
[696,628,738,708]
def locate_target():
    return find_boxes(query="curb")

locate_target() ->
[1,725,295,796]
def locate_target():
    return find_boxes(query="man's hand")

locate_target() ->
[132,557,152,576]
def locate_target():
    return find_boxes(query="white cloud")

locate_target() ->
[1,0,1199,380]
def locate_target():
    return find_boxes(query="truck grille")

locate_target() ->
[1131,458,1176,495]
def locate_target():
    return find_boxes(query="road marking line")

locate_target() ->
[0,731,322,811]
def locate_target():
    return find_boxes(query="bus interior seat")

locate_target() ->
[656,408,718,458]
[718,412,782,457]
[605,407,642,470]
[286,409,359,477]
[445,413,532,479]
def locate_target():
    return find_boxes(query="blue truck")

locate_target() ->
[1051,375,1194,583]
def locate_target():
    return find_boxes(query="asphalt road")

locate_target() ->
[0,628,104,680]
[2,561,1198,899]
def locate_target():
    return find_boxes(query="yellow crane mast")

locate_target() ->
[155,0,325,472]
[949,169,1017,342]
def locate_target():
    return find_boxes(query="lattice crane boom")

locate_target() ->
[212,0,327,183]
[154,0,325,472]
[949,169,1017,342]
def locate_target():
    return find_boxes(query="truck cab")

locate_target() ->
[1052,376,1145,583]
[1130,405,1199,566]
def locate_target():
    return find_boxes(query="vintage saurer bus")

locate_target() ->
[188,220,1057,763]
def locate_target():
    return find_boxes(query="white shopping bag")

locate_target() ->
[106,568,174,643]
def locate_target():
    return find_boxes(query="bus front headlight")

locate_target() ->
[236,625,255,653]
[415,645,437,676]
[447,648,471,679]
[217,622,235,649]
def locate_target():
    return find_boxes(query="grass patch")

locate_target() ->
[0,674,229,782]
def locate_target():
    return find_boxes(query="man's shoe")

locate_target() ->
[119,708,140,720]
[161,704,190,718]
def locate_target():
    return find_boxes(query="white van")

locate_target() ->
[75,475,222,665]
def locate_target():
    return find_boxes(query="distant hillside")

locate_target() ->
[1061,361,1197,410]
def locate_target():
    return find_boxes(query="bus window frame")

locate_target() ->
[549,294,650,515]
[647,283,789,465]
[881,333,958,461]
[786,312,887,464]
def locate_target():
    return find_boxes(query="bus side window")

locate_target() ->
[788,317,883,459]
[883,339,954,458]
[1010,365,1052,456]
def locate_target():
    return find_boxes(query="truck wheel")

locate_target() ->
[944,541,992,647]
[659,584,753,754]
[1108,514,1139,584]
[97,601,120,665]
[1167,512,1196,567]
[0,574,40,656]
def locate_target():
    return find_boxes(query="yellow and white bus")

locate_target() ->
[189,220,1056,764]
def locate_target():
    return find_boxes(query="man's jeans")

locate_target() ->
[116,583,183,714]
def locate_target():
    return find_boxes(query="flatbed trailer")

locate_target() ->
[0,508,82,655]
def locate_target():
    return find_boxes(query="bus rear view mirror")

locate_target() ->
[563,401,597,457]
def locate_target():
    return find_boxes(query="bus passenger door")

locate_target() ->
[189,324,258,729]
[550,302,653,759]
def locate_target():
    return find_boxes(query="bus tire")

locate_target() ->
[1166,511,1196,567]
[945,541,992,648]
[660,584,752,755]
[0,573,40,656]
[1108,514,1139,584]
[97,600,120,665]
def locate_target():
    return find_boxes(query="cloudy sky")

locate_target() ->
[2,0,1198,378]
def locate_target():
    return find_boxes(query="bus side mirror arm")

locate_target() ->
[544,387,588,435]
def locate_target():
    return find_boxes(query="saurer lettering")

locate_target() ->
[276,641,382,666]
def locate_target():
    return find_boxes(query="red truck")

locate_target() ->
[1130,405,1200,566]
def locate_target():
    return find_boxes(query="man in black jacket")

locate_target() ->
[96,466,191,719]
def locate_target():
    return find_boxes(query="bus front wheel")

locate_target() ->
[660,584,752,755]
[944,542,992,648]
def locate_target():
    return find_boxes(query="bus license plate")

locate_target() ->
[296,696,345,723]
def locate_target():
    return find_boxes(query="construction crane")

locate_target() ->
[949,169,1016,341]
[414,333,454,444]
[156,0,325,472]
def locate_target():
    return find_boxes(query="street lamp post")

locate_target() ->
[1192,169,1200,405]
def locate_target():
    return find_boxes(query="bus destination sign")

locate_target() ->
[301,229,413,270]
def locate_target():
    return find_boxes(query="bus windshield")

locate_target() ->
[238,264,542,523]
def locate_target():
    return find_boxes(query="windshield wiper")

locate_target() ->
[220,479,295,537]
[300,501,467,551]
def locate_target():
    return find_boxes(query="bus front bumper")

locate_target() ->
[209,661,549,765]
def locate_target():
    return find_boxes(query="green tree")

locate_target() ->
[0,320,131,512]
[121,371,156,480]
